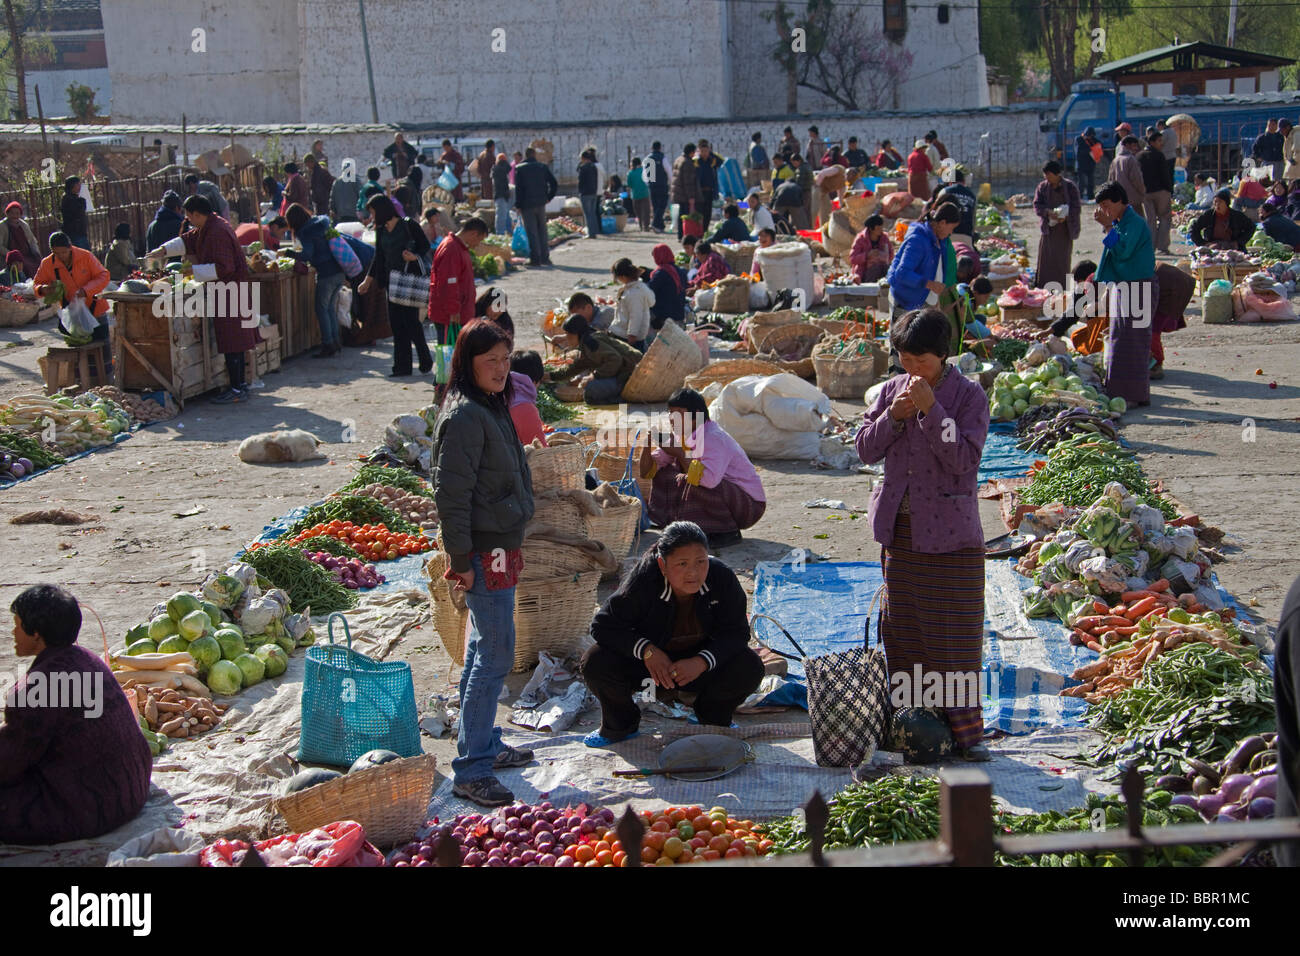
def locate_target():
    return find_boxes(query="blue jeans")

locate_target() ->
[453,553,517,782]
[580,194,601,237]
[584,375,623,405]
[315,271,345,347]
[494,198,512,236]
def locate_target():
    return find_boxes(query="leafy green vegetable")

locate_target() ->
[341,465,433,499]
[288,494,420,536]
[241,545,356,614]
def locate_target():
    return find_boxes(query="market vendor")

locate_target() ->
[639,388,765,549]
[1032,161,1082,290]
[688,240,730,290]
[647,243,687,330]
[147,195,262,405]
[1189,189,1256,251]
[432,320,536,808]
[579,521,765,747]
[849,214,892,283]
[855,308,991,762]
[951,275,994,353]
[745,188,775,234]
[1150,263,1195,381]
[1093,180,1156,407]
[0,201,40,279]
[145,191,185,255]
[546,314,642,405]
[33,231,110,343]
[0,585,152,844]
[1260,196,1300,251]
[235,216,288,251]
[564,291,614,333]
[885,202,960,320]
[706,204,753,245]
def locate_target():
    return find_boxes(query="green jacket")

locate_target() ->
[795,164,814,194]
[552,332,642,387]
[432,390,535,573]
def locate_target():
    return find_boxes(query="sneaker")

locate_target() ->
[452,776,514,807]
[245,378,266,390]
[708,530,743,550]
[493,745,535,770]
[211,388,243,405]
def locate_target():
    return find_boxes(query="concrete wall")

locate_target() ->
[24,68,112,117]
[727,0,988,116]
[298,0,730,124]
[101,0,300,123]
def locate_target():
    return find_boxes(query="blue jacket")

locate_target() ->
[145,206,184,250]
[286,215,341,278]
[646,150,669,197]
[887,220,942,310]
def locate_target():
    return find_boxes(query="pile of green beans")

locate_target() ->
[1020,435,1175,518]
[242,545,356,614]
[758,775,943,853]
[1087,643,1275,779]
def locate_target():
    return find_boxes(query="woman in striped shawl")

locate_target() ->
[856,308,991,760]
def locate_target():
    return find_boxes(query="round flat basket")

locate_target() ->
[274,753,438,851]
[683,357,783,391]
[659,734,755,781]
[743,309,804,352]
[756,323,825,362]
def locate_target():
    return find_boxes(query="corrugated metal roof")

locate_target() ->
[1097,41,1293,77]
[1128,91,1300,109]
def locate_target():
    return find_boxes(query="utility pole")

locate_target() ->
[1226,0,1238,47]
[356,0,377,123]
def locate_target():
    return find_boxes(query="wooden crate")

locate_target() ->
[40,342,112,394]
[1193,264,1231,296]
[999,304,1047,326]
[249,267,318,360]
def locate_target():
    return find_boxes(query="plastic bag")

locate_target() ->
[335,284,353,330]
[436,168,459,192]
[709,373,831,460]
[511,223,530,257]
[60,297,98,337]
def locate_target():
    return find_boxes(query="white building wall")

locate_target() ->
[296,0,729,124]
[101,0,301,123]
[24,68,111,117]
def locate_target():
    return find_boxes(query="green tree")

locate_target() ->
[1040,0,1132,98]
[66,81,97,121]
[1,0,54,120]
[979,0,1042,92]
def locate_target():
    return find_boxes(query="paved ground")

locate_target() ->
[1,205,1296,781]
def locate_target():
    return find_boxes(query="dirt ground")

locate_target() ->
[1,201,1297,785]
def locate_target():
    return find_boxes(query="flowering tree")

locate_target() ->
[765,0,914,113]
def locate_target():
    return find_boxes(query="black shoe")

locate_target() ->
[418,362,433,374]
[312,346,334,358]
[452,776,514,807]
[493,745,535,770]
[707,530,743,550]
[389,369,413,378]
[211,388,243,405]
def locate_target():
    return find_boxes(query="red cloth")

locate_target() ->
[850,229,892,283]
[693,251,729,286]
[281,172,310,215]
[428,233,475,329]
[475,150,495,200]
[234,222,280,250]
[510,404,548,447]
[180,215,262,354]
[906,150,932,201]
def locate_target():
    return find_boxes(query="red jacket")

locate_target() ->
[428,234,475,328]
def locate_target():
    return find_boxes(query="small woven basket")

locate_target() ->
[683,357,783,390]
[621,320,707,403]
[525,441,588,492]
[755,323,825,361]
[274,753,437,851]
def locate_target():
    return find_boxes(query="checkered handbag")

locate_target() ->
[751,587,891,768]
[387,257,430,309]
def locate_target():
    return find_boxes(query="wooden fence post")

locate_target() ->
[939,768,994,867]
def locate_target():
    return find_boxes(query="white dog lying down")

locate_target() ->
[238,429,325,464]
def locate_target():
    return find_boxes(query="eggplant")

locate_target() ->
[1192,775,1213,796]
[1244,774,1276,802]
[1169,794,1198,809]
[1155,774,1191,793]
[16,457,32,472]
[1187,757,1221,786]
[1195,793,1225,818]
[1218,773,1254,805]
[1247,797,1276,820]
[1222,735,1268,776]
[1249,749,1277,773]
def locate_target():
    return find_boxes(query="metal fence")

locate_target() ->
[0,174,190,260]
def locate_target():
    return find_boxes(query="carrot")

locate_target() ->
[1071,628,1094,645]
[1125,596,1158,620]
[1086,640,1104,652]
[1147,578,1170,593]
[1111,604,1127,616]
[1092,600,1110,616]
[1110,624,1141,636]
[1220,608,1236,621]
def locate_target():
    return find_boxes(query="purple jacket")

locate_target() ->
[0,644,152,844]
[855,370,990,553]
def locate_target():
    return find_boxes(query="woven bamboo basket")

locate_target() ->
[810,318,855,337]
[531,493,588,529]
[592,444,643,482]
[743,309,804,352]
[525,441,588,492]
[521,538,611,580]
[0,298,48,328]
[755,323,825,361]
[424,553,600,672]
[756,353,816,379]
[275,754,437,850]
[842,191,878,230]
[583,496,642,567]
[621,319,706,403]
[812,341,888,398]
[720,242,757,276]
[683,357,784,390]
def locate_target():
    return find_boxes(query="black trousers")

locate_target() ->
[580,643,765,737]
[388,301,431,374]
[651,190,668,231]
[699,190,717,233]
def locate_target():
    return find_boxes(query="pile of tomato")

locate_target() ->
[288,521,433,562]
[561,805,773,867]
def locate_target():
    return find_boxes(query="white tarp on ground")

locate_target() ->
[0,591,429,868]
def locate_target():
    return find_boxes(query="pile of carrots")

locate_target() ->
[1066,578,1231,651]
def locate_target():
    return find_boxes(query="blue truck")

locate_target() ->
[1044,79,1300,177]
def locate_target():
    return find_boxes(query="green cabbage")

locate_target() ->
[179,609,210,641]
[233,653,266,688]
[148,615,178,642]
[215,629,245,661]
[156,634,190,654]
[126,638,158,656]
[201,601,224,628]
[187,635,221,673]
[166,591,202,623]
[254,644,289,678]
[208,660,243,696]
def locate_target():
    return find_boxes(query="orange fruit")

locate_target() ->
[644,831,668,852]
[612,851,627,867]
[595,850,614,867]
[564,845,579,860]
[574,844,595,863]
[584,858,602,867]
[758,839,774,854]
[684,806,703,818]
[677,848,694,864]
[739,820,755,831]
[594,840,611,854]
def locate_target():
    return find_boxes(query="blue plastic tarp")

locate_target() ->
[977,421,1039,483]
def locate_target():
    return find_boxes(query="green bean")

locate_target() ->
[242,545,357,614]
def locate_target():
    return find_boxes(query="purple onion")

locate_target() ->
[413,858,431,867]
[393,861,410,867]
[464,851,484,866]
[416,845,434,861]
[520,813,536,828]
[486,857,507,867]
[554,855,575,867]
[1169,794,1197,809]
[579,818,597,834]
[539,802,553,811]
[482,837,499,851]
[520,850,537,864]
[539,853,557,867]
[493,823,508,839]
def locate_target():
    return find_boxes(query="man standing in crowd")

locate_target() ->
[475,139,497,201]
[779,126,800,160]
[1156,118,1178,184]
[672,143,702,239]
[184,173,230,221]
[329,164,360,224]
[936,169,977,246]
[647,141,670,233]
[844,136,870,169]
[311,139,328,168]
[1075,127,1100,200]
[356,167,385,222]
[60,177,90,250]
[304,153,334,217]
[440,140,467,202]
[791,153,814,229]
[1252,119,1285,182]
[1108,136,1147,222]
[743,132,770,191]
[384,132,418,180]
[513,147,557,266]
[492,152,512,235]
[1139,130,1173,254]
[696,139,724,233]
[281,162,309,216]
[806,126,825,171]
[926,129,949,162]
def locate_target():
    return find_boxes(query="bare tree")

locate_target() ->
[2,0,28,119]
[765,0,914,112]
[1040,0,1131,98]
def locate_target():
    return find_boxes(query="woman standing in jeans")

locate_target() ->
[356,194,433,377]
[578,149,602,238]
[432,319,536,807]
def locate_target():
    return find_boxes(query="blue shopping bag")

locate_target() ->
[511,223,530,257]
[612,443,651,533]
[437,168,459,192]
[298,613,421,767]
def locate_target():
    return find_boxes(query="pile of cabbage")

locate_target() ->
[988,348,1123,422]
[1019,482,1220,621]
[120,562,315,697]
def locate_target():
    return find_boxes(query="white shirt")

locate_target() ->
[752,205,775,232]
[609,280,655,342]
[1194,184,1214,206]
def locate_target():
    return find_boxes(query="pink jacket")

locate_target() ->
[855,370,989,553]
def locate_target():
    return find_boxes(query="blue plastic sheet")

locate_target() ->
[0,427,141,489]
[977,421,1039,483]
